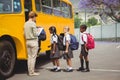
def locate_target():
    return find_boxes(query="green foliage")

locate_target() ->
[87,17,98,27]
[74,16,82,28]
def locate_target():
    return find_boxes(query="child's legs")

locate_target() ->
[84,55,89,69]
[56,58,60,67]
[79,53,84,68]
[51,59,56,66]
[66,58,72,67]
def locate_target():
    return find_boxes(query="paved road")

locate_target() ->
[8,42,120,80]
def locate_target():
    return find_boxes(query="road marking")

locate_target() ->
[91,69,120,72]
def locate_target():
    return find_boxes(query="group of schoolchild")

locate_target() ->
[49,25,90,72]
[24,11,94,76]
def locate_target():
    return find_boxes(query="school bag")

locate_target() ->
[82,33,95,50]
[57,33,65,51]
[70,34,79,50]
[38,28,46,41]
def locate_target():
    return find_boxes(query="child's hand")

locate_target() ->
[52,51,55,54]
[65,50,68,54]
[85,44,88,52]
[48,45,51,48]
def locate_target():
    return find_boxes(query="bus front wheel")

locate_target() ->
[0,41,15,78]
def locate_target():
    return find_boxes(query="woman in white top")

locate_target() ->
[49,26,61,72]
[63,26,73,72]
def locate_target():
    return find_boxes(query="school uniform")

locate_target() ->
[50,34,61,59]
[80,32,88,57]
[63,32,73,59]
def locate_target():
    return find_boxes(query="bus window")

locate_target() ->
[0,3,3,12]
[13,0,21,12]
[53,0,61,16]
[35,0,41,11]
[0,0,21,13]
[24,0,32,21]
[68,4,73,18]
[61,2,72,18]
[41,0,52,14]
[0,0,12,13]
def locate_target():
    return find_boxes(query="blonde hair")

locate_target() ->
[64,26,70,32]
[28,11,38,18]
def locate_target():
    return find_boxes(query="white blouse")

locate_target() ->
[80,32,87,45]
[50,34,58,44]
[63,33,71,46]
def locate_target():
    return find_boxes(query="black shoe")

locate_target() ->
[54,69,61,72]
[50,68,57,71]
[77,67,85,71]
[64,69,73,72]
[82,69,90,72]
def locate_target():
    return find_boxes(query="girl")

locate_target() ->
[63,26,73,72]
[49,26,61,72]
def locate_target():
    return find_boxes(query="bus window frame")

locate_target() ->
[0,0,22,14]
[35,0,41,12]
[61,1,73,18]
[41,0,53,15]
[53,0,62,17]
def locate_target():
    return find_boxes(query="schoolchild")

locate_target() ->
[77,25,90,72]
[63,26,73,72]
[49,26,61,72]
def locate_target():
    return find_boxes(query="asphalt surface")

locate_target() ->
[7,41,120,80]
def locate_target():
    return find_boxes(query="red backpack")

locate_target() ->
[82,33,95,50]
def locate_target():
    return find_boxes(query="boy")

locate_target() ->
[77,25,90,72]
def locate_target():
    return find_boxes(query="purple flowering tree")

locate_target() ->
[79,0,120,22]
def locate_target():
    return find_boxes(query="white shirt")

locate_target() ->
[63,32,70,46]
[50,34,58,44]
[37,27,43,35]
[80,32,87,45]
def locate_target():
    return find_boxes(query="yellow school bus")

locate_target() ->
[0,0,74,78]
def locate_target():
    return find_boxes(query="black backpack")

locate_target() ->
[38,28,46,41]
[57,33,65,51]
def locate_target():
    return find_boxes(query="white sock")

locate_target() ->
[53,66,57,69]
[67,66,72,70]
[57,67,60,70]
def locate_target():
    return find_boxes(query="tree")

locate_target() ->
[74,13,82,28]
[87,17,98,26]
[78,0,120,22]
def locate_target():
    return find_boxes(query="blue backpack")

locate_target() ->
[70,34,79,50]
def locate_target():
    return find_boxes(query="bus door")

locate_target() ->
[24,0,32,21]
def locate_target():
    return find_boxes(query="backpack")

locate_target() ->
[70,34,79,50]
[57,33,65,50]
[38,28,46,41]
[82,33,95,50]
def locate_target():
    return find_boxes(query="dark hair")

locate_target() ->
[49,26,57,36]
[80,25,87,30]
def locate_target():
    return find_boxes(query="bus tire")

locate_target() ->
[0,41,15,78]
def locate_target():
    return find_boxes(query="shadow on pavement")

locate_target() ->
[14,54,51,74]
